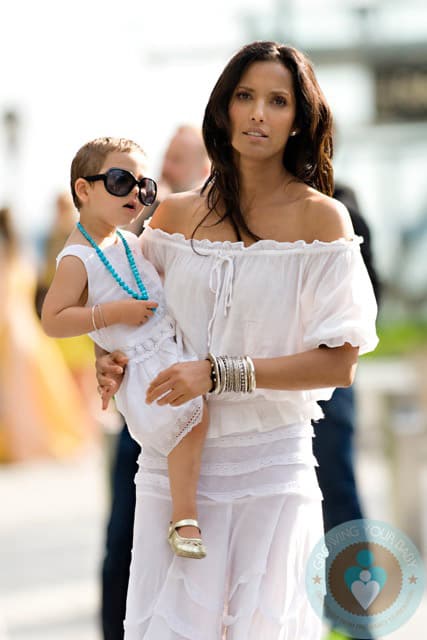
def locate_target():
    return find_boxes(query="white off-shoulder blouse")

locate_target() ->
[140,224,378,438]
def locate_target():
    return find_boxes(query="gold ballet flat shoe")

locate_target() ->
[168,519,207,559]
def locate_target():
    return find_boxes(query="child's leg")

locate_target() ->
[167,400,208,538]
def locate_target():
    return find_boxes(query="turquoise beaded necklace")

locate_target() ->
[76,221,149,300]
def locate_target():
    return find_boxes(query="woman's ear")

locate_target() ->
[74,177,91,204]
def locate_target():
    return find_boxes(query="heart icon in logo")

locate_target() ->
[344,549,388,610]
[351,579,381,609]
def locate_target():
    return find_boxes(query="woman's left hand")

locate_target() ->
[146,359,211,406]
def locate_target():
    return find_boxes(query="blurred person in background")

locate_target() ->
[126,124,211,234]
[101,124,210,640]
[314,182,381,640]
[35,191,78,315]
[0,207,94,462]
[157,124,212,198]
[35,191,100,427]
[96,42,378,639]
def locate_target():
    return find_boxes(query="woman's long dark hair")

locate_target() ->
[197,41,334,242]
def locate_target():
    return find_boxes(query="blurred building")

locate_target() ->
[2,0,426,320]
[243,0,427,319]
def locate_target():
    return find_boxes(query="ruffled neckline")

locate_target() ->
[143,223,363,253]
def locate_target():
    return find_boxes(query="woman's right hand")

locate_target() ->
[95,350,129,410]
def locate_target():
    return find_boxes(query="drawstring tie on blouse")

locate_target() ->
[207,251,235,348]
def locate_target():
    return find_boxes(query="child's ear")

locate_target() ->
[74,177,91,203]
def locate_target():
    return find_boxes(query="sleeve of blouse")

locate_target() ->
[300,240,379,355]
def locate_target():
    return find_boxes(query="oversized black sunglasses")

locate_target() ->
[83,168,157,206]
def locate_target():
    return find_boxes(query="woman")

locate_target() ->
[97,41,378,639]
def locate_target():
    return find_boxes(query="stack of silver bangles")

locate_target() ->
[207,353,256,394]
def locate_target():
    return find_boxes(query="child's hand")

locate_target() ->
[113,299,158,326]
[95,350,128,410]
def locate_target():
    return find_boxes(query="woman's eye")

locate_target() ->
[236,91,251,100]
[273,95,287,106]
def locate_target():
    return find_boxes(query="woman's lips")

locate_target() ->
[243,130,268,138]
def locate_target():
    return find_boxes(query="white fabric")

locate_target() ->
[56,232,203,455]
[120,226,378,639]
[141,225,379,439]
[137,422,322,503]
[125,483,324,640]
[127,421,324,639]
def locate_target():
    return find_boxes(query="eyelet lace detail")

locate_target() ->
[141,451,317,475]
[204,423,314,448]
[171,401,204,451]
[136,472,322,501]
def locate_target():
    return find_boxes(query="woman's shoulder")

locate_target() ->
[297,187,354,243]
[148,190,206,237]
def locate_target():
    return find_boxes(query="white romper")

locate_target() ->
[122,225,378,640]
[56,231,203,456]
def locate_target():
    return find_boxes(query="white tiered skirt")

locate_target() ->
[124,420,324,640]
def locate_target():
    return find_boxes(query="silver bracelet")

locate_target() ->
[97,304,107,329]
[240,357,248,393]
[91,305,99,332]
[217,355,227,394]
[207,353,257,394]
[207,352,220,394]
[245,355,256,392]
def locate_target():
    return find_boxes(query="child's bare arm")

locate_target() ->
[41,255,158,338]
